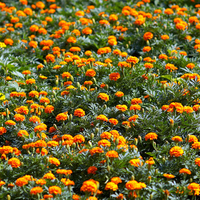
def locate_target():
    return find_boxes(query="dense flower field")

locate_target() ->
[1,0,200,199]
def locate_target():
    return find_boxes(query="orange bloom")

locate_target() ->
[45,105,54,113]
[26,79,35,85]
[15,177,28,187]
[129,158,143,167]
[105,182,118,191]
[85,69,96,77]
[116,104,127,112]
[49,186,62,195]
[8,157,21,168]
[111,177,122,184]
[142,46,151,52]
[30,186,43,195]
[179,168,191,175]
[187,183,200,196]
[82,27,92,35]
[98,139,111,147]
[5,120,16,126]
[17,130,29,137]
[49,157,60,166]
[73,135,85,143]
[126,56,139,64]
[87,166,97,174]
[115,91,124,97]
[143,32,153,41]
[14,114,25,122]
[125,180,146,190]
[145,132,157,141]
[169,146,184,157]
[62,72,72,79]
[90,147,104,156]
[171,136,183,142]
[106,150,118,158]
[56,113,68,122]
[96,114,108,122]
[98,93,109,101]
[109,118,118,125]
[74,108,85,117]
[163,174,175,179]
[4,38,13,45]
[29,41,37,48]
[80,180,98,193]
[0,127,7,135]
[109,72,120,81]
[43,172,56,180]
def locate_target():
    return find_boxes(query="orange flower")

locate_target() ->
[165,63,178,72]
[192,142,200,149]
[130,104,141,111]
[67,36,76,43]
[4,38,13,45]
[40,97,50,104]
[62,72,72,79]
[96,114,108,122]
[30,24,39,32]
[111,177,122,184]
[109,72,120,81]
[106,150,118,158]
[8,157,21,168]
[126,180,146,190]
[163,174,175,179]
[80,180,98,193]
[105,182,118,191]
[90,147,104,156]
[179,168,191,175]
[73,135,85,143]
[142,46,151,52]
[13,114,25,122]
[46,54,55,63]
[98,93,109,101]
[70,47,81,52]
[109,14,118,21]
[49,157,60,166]
[128,115,138,122]
[164,8,173,15]
[56,113,68,122]
[188,183,200,196]
[169,146,184,157]
[0,127,7,135]
[98,139,111,147]
[82,27,92,35]
[17,130,29,137]
[29,41,37,48]
[115,104,127,112]
[143,32,153,41]
[45,105,54,113]
[49,186,62,195]
[129,158,143,167]
[74,108,85,117]
[126,56,139,64]
[85,69,96,77]
[75,10,85,17]
[43,172,56,180]
[87,166,97,174]
[161,35,169,40]
[30,186,43,195]
[15,177,28,187]
[115,92,124,98]
[26,79,35,85]
[171,136,183,142]
[109,118,118,125]
[5,120,16,126]
[145,132,158,141]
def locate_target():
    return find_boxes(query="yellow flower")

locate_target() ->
[0,93,5,100]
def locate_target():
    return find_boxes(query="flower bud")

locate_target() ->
[91,133,94,140]
[107,165,111,172]
[131,175,135,180]
[70,75,74,82]
[7,195,11,200]
[134,138,138,145]
[146,40,150,46]
[104,84,109,90]
[92,77,97,84]
[115,138,119,145]
[138,135,142,143]
[136,28,139,33]
[69,114,73,121]
[139,56,142,61]
[88,141,92,147]
[103,104,107,110]
[95,128,99,134]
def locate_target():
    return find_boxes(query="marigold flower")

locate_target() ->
[116,104,127,112]
[26,79,35,85]
[30,186,43,195]
[43,172,56,180]
[130,104,141,111]
[109,72,120,81]
[57,169,72,175]
[49,157,60,166]
[161,35,169,40]
[109,118,118,125]
[8,157,21,168]
[74,135,85,143]
[98,139,111,147]
[5,120,16,126]
[29,116,41,123]
[142,46,151,52]
[45,105,54,113]
[0,181,5,187]
[0,127,7,135]
[98,93,109,101]
[126,56,139,64]
[179,168,191,175]
[85,69,96,77]
[87,166,97,174]
[145,132,157,141]
[187,135,198,143]
[143,32,153,41]
[106,150,118,158]
[126,180,146,190]
[129,158,143,167]
[111,177,122,184]
[15,177,28,187]
[49,186,62,195]
[36,179,46,185]
[56,113,68,122]
[187,183,200,196]
[82,27,92,35]
[70,47,81,52]
[192,142,200,149]
[73,108,86,117]
[4,38,14,45]
[169,146,184,157]
[90,147,104,156]
[171,136,183,142]
[61,178,75,186]
[62,72,71,79]
[80,180,97,193]
[96,114,108,122]
[105,182,118,191]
